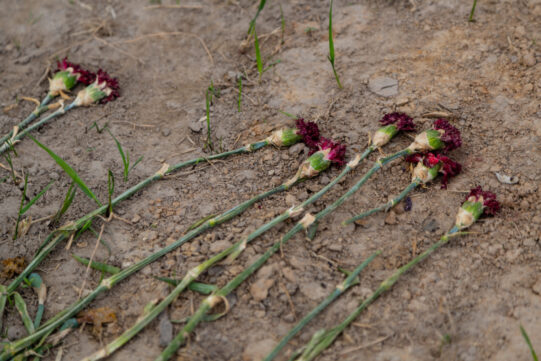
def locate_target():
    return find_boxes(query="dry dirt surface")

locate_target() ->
[1,0,540,360]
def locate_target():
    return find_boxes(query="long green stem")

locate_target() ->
[0,285,6,331]
[264,251,381,361]
[295,226,461,361]
[158,148,410,361]
[0,94,54,147]
[1,184,282,359]
[0,102,76,155]
[469,0,478,22]
[83,158,363,361]
[343,180,420,225]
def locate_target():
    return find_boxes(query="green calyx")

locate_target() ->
[425,129,444,150]
[281,128,302,146]
[427,162,442,180]
[461,200,483,222]
[308,151,331,173]
[377,124,398,138]
[52,71,78,91]
[86,83,107,102]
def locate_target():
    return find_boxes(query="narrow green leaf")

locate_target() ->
[29,136,101,206]
[328,0,335,63]
[254,29,263,78]
[13,292,35,334]
[247,0,267,34]
[521,325,539,361]
[72,254,120,274]
[129,156,144,172]
[107,170,115,216]
[21,180,55,214]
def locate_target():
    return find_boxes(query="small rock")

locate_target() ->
[250,278,275,301]
[282,267,296,283]
[422,218,439,233]
[131,214,141,223]
[327,243,342,252]
[289,143,306,155]
[161,128,171,137]
[7,325,25,340]
[209,239,232,253]
[158,312,173,347]
[189,117,205,133]
[368,76,398,97]
[300,282,327,301]
[242,338,276,361]
[285,194,297,207]
[384,211,398,225]
[50,172,60,180]
[532,279,541,295]
[522,52,536,67]
[320,176,330,185]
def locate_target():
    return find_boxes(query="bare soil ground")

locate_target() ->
[1,0,540,360]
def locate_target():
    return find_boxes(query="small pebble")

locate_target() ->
[161,128,171,137]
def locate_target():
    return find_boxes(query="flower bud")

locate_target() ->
[373,112,416,147]
[267,128,302,147]
[48,58,95,96]
[406,152,461,188]
[372,125,398,147]
[455,186,500,230]
[74,69,119,106]
[407,119,461,153]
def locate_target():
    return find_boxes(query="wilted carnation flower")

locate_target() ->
[266,119,320,149]
[48,58,95,96]
[407,119,461,153]
[406,152,461,188]
[74,69,119,106]
[455,186,500,229]
[373,112,416,147]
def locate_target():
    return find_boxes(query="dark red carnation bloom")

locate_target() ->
[466,186,500,215]
[295,118,320,151]
[406,152,461,188]
[379,112,416,131]
[56,57,95,85]
[433,119,461,152]
[318,137,346,166]
[95,69,120,104]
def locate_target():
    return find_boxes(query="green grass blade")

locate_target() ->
[469,0,478,22]
[51,182,77,226]
[21,180,55,215]
[129,156,143,172]
[254,29,263,78]
[205,89,213,151]
[29,136,101,206]
[328,0,335,63]
[263,59,281,73]
[13,292,35,335]
[107,170,115,217]
[72,254,120,274]
[154,277,217,295]
[107,129,129,181]
[521,325,539,361]
[237,76,242,112]
[280,4,285,44]
[247,0,267,34]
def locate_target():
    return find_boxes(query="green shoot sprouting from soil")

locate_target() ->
[247,0,267,35]
[237,76,242,112]
[50,182,76,228]
[263,251,381,361]
[107,170,115,217]
[327,0,342,89]
[280,4,286,44]
[254,29,263,80]
[29,135,101,206]
[2,151,18,185]
[521,325,539,361]
[107,129,143,182]
[205,88,214,151]
[469,0,478,22]
[13,175,55,240]
[28,273,46,329]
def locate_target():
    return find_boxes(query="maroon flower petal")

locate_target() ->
[465,186,500,215]
[95,69,120,104]
[295,118,320,151]
[405,153,424,163]
[437,154,461,189]
[56,57,95,85]
[318,137,346,166]
[379,112,416,131]
[433,119,462,152]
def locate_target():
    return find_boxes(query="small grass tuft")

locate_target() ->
[328,0,342,89]
[254,29,263,80]
[521,325,538,361]
[107,129,143,182]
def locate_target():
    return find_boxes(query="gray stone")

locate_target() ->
[368,76,398,97]
[242,338,276,361]
[189,116,205,133]
[158,312,173,347]
[161,128,171,137]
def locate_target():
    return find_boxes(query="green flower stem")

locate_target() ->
[295,226,462,361]
[0,140,280,359]
[0,94,54,147]
[264,251,381,361]
[83,161,360,361]
[158,148,409,361]
[13,292,35,335]
[0,101,76,155]
[343,179,420,225]
[33,304,44,330]
[5,140,271,298]
[0,285,7,331]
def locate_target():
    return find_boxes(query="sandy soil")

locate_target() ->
[0,0,540,360]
